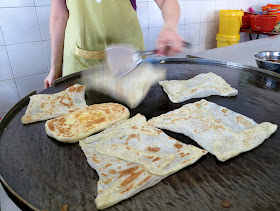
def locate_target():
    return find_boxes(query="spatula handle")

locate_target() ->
[138,50,157,57]
[138,41,192,57]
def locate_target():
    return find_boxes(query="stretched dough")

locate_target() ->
[21,84,87,124]
[148,99,277,161]
[159,72,238,103]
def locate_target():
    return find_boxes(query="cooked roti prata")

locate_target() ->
[83,63,166,108]
[22,84,87,124]
[159,72,238,103]
[148,99,277,162]
[79,114,206,209]
[45,103,129,143]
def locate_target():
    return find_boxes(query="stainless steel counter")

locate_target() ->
[190,35,280,67]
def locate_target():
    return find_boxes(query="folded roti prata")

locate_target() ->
[79,114,207,209]
[148,99,277,162]
[159,72,238,103]
[83,63,166,108]
[45,103,130,143]
[94,114,207,176]
[22,84,87,124]
[80,138,164,210]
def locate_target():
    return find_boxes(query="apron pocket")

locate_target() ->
[74,44,105,72]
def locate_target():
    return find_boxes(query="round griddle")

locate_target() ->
[0,58,280,211]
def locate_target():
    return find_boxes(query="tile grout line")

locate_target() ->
[34,5,50,76]
[0,6,35,9]
[4,39,51,46]
[0,25,20,99]
[0,26,4,46]
[5,3,39,100]
[0,25,6,46]
[34,5,43,42]
[42,40,50,71]
[0,72,49,83]
[184,0,187,42]
[147,1,150,50]
[198,1,202,45]
[198,0,202,46]
[5,45,20,100]
[0,11,20,102]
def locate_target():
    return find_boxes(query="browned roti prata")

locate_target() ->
[22,84,87,124]
[45,103,130,143]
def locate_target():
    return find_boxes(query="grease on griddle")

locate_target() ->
[248,74,280,92]
[221,199,231,208]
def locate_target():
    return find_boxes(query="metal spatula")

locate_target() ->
[105,41,191,78]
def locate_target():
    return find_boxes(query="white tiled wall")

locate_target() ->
[0,0,51,117]
[138,0,274,59]
[0,0,275,116]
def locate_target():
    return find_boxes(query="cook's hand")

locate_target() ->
[44,68,62,89]
[156,26,184,56]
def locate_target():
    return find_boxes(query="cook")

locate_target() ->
[44,0,184,88]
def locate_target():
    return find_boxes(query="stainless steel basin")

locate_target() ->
[254,51,280,74]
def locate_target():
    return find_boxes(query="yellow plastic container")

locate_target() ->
[216,34,240,48]
[219,10,244,35]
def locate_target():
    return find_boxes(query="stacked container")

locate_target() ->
[262,4,280,24]
[262,6,269,14]
[216,10,244,48]
[271,5,280,23]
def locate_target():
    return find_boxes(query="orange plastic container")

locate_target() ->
[268,8,278,12]
[262,6,270,11]
[277,11,280,23]
[272,7,280,11]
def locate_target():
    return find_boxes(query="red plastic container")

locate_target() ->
[241,12,254,29]
[251,15,277,32]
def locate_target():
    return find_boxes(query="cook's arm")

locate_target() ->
[44,0,69,88]
[155,0,183,56]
